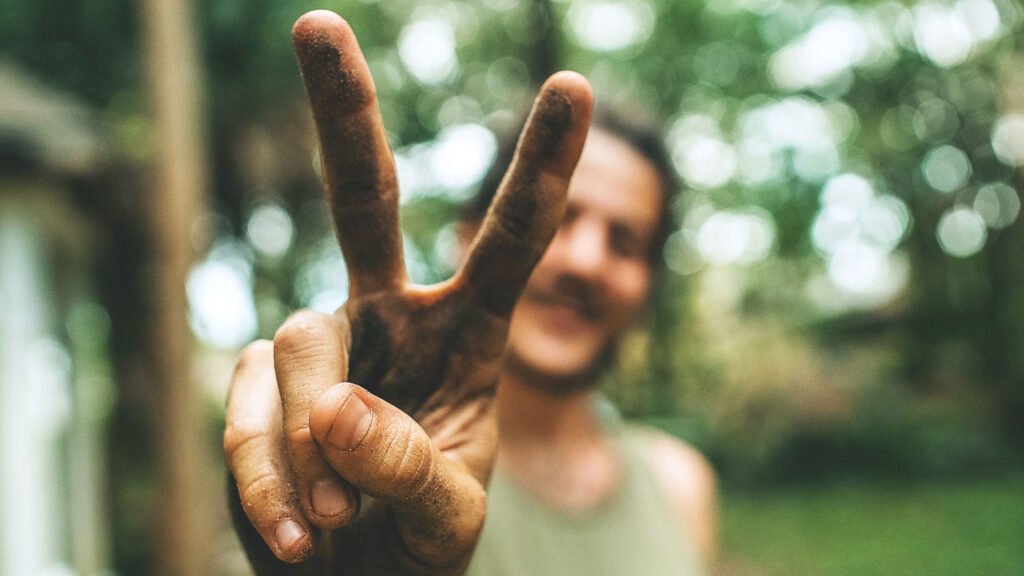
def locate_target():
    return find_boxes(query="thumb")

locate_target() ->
[310,383,486,568]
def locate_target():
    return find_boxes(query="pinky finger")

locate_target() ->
[224,340,314,564]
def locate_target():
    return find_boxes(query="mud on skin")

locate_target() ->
[344,291,506,423]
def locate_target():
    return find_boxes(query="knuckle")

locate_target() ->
[286,424,317,451]
[237,339,273,368]
[238,468,288,524]
[491,206,535,245]
[228,340,274,396]
[223,417,271,459]
[274,311,333,354]
[331,173,394,205]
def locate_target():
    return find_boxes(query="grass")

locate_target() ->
[719,475,1024,576]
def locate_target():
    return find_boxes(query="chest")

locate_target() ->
[466,459,705,576]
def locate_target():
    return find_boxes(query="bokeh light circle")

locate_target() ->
[936,206,987,258]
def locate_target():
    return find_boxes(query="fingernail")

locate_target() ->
[327,389,373,450]
[312,479,351,517]
[275,520,305,553]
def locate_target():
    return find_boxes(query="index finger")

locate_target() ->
[293,10,405,297]
[457,71,593,316]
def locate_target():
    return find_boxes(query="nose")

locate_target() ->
[550,218,607,281]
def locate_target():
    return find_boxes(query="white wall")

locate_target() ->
[0,197,109,576]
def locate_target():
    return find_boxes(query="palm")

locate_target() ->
[343,287,505,472]
[302,289,507,575]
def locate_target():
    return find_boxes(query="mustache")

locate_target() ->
[522,274,603,321]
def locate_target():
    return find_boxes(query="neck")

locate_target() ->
[493,369,623,510]
[496,371,604,449]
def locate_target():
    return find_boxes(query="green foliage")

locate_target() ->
[7,3,1024,570]
[721,477,1024,575]
[1,0,141,103]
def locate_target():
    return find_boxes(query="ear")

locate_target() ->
[455,218,483,265]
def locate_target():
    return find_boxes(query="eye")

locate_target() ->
[609,225,646,259]
[556,205,581,235]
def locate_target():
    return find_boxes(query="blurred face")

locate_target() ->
[504,129,662,391]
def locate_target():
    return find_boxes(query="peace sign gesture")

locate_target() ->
[225,10,592,575]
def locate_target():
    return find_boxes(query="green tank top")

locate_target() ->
[465,425,707,576]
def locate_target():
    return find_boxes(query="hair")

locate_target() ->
[462,105,679,270]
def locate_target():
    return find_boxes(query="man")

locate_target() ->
[459,107,715,575]
[224,10,715,576]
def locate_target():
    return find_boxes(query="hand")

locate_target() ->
[224,10,593,575]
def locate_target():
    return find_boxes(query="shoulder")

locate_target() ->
[630,426,716,509]
[626,425,718,567]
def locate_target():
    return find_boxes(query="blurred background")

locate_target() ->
[2,0,1023,574]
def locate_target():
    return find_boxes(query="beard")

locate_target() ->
[502,336,619,397]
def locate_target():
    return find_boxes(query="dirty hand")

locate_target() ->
[224,9,592,576]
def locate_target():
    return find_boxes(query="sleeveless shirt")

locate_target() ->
[465,425,707,576]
